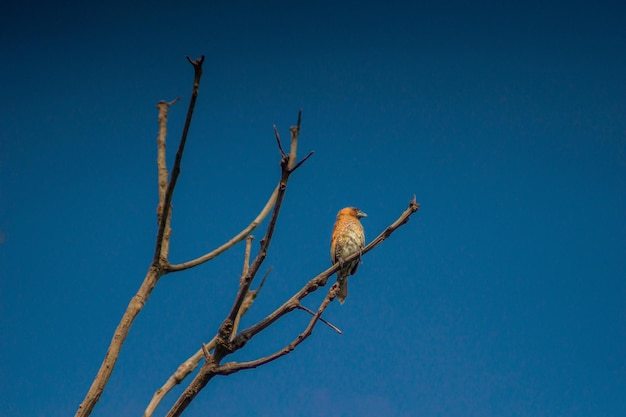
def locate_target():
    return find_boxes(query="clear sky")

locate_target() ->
[1,1,625,416]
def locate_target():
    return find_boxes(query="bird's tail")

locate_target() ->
[337,277,348,304]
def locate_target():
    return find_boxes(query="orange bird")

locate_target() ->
[330,207,367,304]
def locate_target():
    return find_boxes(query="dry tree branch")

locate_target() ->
[156,97,180,213]
[143,271,270,417]
[229,196,420,352]
[144,253,270,417]
[213,197,420,376]
[164,196,418,417]
[273,124,285,157]
[232,267,270,341]
[297,304,342,334]
[153,55,205,265]
[74,57,205,417]
[79,51,420,417]
[165,184,279,272]
[242,235,254,278]
[75,267,161,417]
[143,340,213,417]
[216,284,338,375]
[219,111,306,337]
[155,97,180,260]
[164,112,312,417]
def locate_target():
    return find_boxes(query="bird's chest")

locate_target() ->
[335,224,364,256]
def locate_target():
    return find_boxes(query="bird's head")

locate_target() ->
[337,207,367,219]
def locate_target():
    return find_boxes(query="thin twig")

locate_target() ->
[273,125,285,157]
[255,267,270,293]
[143,339,215,417]
[287,110,301,171]
[297,304,342,334]
[232,267,271,341]
[291,150,314,172]
[242,235,254,279]
[202,343,212,360]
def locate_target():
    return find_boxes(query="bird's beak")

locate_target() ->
[357,210,367,218]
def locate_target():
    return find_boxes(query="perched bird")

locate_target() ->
[330,207,367,304]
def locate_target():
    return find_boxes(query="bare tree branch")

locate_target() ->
[287,111,301,171]
[156,98,179,260]
[144,242,271,416]
[242,235,254,278]
[213,198,421,375]
[216,285,337,375]
[165,114,313,417]
[165,185,279,272]
[143,339,214,417]
[156,100,172,212]
[273,125,285,157]
[231,197,420,349]
[220,114,306,335]
[143,268,270,417]
[74,57,205,417]
[76,267,161,417]
[297,304,342,334]
[233,267,270,334]
[153,55,205,265]
[164,196,419,417]
[79,54,421,417]
[291,150,315,171]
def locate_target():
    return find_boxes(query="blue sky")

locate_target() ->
[1,1,625,416]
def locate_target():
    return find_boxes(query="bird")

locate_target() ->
[330,207,367,304]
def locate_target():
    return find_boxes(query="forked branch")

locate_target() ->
[144,243,269,417]
[78,53,421,417]
[165,197,419,417]
[153,55,205,265]
[165,112,313,417]
[216,284,338,375]
[75,56,205,417]
[223,197,420,365]
[219,111,307,335]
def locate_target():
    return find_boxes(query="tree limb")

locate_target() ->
[144,264,270,417]
[75,266,162,417]
[74,57,204,417]
[214,197,420,375]
[273,125,285,157]
[220,111,306,336]
[231,196,420,350]
[164,113,312,417]
[297,304,342,334]
[216,284,337,375]
[232,266,270,340]
[165,184,279,272]
[153,55,205,265]
[143,339,215,417]
[242,235,254,278]
[156,98,179,261]
[164,196,418,416]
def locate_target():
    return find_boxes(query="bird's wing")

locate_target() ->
[330,227,337,264]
